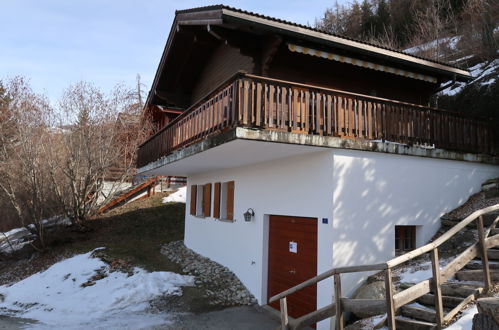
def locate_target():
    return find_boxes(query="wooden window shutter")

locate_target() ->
[190,185,197,216]
[226,181,235,221]
[213,182,221,218]
[203,183,211,217]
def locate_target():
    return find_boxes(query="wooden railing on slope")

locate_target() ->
[137,72,496,168]
[97,177,160,214]
[269,204,499,330]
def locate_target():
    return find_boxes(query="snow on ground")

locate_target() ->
[396,258,455,283]
[0,216,71,254]
[440,58,499,96]
[162,187,187,204]
[446,305,477,330]
[397,261,434,283]
[0,249,194,329]
[404,36,461,56]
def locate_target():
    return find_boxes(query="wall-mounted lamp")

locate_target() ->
[243,208,255,222]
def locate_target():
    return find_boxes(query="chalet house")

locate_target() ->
[137,6,499,329]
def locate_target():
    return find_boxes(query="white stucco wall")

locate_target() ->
[183,146,499,330]
[330,149,499,299]
[185,151,335,329]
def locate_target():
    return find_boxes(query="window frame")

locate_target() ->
[395,225,416,253]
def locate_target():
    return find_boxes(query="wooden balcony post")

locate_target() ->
[334,273,344,330]
[477,215,492,292]
[385,268,396,329]
[430,248,444,328]
[280,297,289,330]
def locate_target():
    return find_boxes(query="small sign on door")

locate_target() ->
[289,241,298,253]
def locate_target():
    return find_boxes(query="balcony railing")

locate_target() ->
[137,72,496,168]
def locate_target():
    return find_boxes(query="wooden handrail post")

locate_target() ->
[280,297,289,330]
[477,215,492,292]
[334,274,344,330]
[385,268,396,329]
[430,248,444,328]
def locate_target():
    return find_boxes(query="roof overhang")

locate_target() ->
[145,6,471,108]
[220,7,470,81]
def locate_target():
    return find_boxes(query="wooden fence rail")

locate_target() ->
[137,72,495,168]
[269,204,499,330]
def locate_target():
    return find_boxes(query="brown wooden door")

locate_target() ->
[268,215,317,319]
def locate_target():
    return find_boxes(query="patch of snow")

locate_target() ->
[0,249,194,329]
[404,36,461,55]
[481,78,496,86]
[0,216,71,254]
[398,262,433,283]
[446,305,477,330]
[449,55,474,64]
[162,187,187,204]
[397,258,453,283]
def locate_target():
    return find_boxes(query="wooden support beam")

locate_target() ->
[334,274,344,330]
[385,268,396,329]
[280,298,289,330]
[430,248,444,328]
[477,216,492,292]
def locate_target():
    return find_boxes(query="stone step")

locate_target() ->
[455,269,499,282]
[417,294,464,309]
[489,249,499,260]
[465,262,499,270]
[441,211,499,228]
[400,305,436,323]
[440,283,483,298]
[395,317,436,330]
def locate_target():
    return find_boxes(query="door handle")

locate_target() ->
[289,269,296,275]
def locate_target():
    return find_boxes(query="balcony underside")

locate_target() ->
[138,127,499,177]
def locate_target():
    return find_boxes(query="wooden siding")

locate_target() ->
[191,43,254,104]
[268,46,437,105]
[137,73,495,168]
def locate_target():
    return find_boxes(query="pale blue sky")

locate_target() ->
[0,1,344,103]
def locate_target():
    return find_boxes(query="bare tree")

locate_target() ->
[0,77,55,250]
[44,82,151,227]
[409,0,456,60]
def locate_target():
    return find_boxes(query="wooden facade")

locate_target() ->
[138,6,495,169]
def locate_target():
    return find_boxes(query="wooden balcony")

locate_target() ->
[137,72,496,168]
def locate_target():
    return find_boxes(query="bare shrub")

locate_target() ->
[0,77,57,249]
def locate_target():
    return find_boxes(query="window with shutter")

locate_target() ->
[213,182,221,218]
[226,181,234,221]
[203,183,211,217]
[190,185,197,216]
[219,181,235,221]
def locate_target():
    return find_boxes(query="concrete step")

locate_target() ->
[455,269,499,282]
[417,294,463,309]
[440,283,483,298]
[395,317,436,330]
[400,305,436,323]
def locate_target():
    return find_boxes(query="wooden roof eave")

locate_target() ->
[220,8,471,82]
[144,9,225,111]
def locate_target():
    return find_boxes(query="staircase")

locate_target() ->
[394,181,499,329]
[96,177,160,214]
[270,179,499,330]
